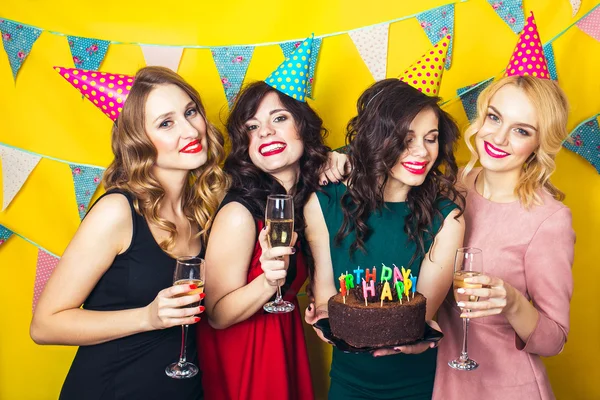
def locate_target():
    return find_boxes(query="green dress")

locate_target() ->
[316,183,457,400]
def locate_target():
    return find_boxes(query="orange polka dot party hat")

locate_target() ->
[398,34,451,96]
[53,66,134,121]
[505,12,550,79]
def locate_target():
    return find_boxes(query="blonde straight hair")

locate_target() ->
[462,75,569,207]
[103,66,229,255]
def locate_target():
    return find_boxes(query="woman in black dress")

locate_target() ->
[30,66,227,400]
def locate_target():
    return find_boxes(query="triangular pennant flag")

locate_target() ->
[141,45,184,72]
[0,224,13,247]
[69,164,103,220]
[486,0,525,34]
[349,24,390,81]
[570,0,581,17]
[415,4,455,69]
[280,37,322,98]
[457,78,494,123]
[576,6,600,42]
[0,19,42,80]
[67,35,110,72]
[0,145,41,211]
[543,43,558,81]
[563,116,600,174]
[33,249,60,312]
[211,46,254,107]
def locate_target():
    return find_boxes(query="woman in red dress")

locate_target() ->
[197,38,330,400]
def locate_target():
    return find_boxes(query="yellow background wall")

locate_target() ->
[0,1,598,399]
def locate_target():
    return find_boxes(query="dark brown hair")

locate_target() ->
[336,79,464,265]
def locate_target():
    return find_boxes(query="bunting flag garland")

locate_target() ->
[0,145,42,211]
[141,45,184,72]
[348,23,390,81]
[280,37,322,98]
[211,46,254,107]
[66,35,110,71]
[563,116,600,174]
[69,165,104,220]
[543,43,559,81]
[571,0,582,17]
[0,224,13,246]
[485,0,525,34]
[576,6,600,42]
[416,4,455,69]
[0,19,42,80]
[457,78,493,122]
[32,249,60,312]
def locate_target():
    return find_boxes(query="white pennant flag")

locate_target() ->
[349,24,390,81]
[0,145,41,211]
[141,46,185,72]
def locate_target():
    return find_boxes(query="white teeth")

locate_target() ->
[261,143,285,154]
[487,144,509,156]
[183,143,199,151]
[404,163,425,169]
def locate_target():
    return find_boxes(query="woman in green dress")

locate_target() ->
[304,78,465,399]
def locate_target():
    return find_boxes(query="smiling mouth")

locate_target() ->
[259,142,286,156]
[484,141,510,158]
[179,140,202,154]
[401,161,428,175]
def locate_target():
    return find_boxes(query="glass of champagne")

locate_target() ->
[448,247,483,371]
[263,194,295,314]
[165,256,205,379]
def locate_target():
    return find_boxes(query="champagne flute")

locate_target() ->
[448,247,483,371]
[263,194,295,314]
[165,256,205,379]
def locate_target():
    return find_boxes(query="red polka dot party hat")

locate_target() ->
[505,12,550,79]
[54,67,134,121]
[398,34,450,96]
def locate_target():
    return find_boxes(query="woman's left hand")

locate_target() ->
[457,275,516,319]
[319,151,351,185]
[372,320,441,357]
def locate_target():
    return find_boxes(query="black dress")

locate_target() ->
[59,189,203,400]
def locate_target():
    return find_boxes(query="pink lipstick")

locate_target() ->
[483,141,510,159]
[401,161,428,175]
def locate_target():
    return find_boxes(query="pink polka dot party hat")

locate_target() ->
[54,67,134,121]
[398,34,451,96]
[504,12,550,79]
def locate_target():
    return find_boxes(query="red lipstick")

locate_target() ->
[259,141,286,157]
[180,139,202,154]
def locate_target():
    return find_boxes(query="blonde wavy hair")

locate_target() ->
[103,66,229,256]
[462,75,569,207]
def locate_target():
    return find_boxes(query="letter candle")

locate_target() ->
[380,281,393,307]
[365,267,377,282]
[362,278,375,307]
[345,273,355,289]
[353,266,364,284]
[339,274,347,304]
[392,264,403,285]
[380,264,393,282]
[410,275,417,299]
[401,267,412,301]
[394,281,404,304]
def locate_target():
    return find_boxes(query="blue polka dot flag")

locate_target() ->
[69,164,104,220]
[266,35,314,102]
[416,4,455,69]
[486,0,525,35]
[457,78,494,123]
[563,116,600,174]
[0,19,42,81]
[279,37,322,99]
[210,46,255,108]
[543,42,558,81]
[0,224,13,247]
[66,35,110,71]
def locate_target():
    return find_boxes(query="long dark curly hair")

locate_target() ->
[335,79,464,266]
[225,81,330,278]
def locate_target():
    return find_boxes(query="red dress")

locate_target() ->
[198,216,315,400]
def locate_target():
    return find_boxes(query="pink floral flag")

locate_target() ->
[33,250,60,312]
[141,45,184,73]
[69,164,104,220]
[349,24,390,81]
[0,144,41,211]
[486,0,525,35]
[66,35,110,71]
[576,6,600,42]
[210,46,255,108]
[0,19,42,81]
[416,4,455,69]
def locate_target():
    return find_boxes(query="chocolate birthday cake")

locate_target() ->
[328,283,427,348]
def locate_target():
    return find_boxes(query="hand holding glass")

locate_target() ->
[165,256,205,379]
[263,194,295,314]
[448,247,483,371]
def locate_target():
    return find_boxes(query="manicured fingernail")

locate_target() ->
[291,247,296,254]
[199,306,205,312]
[189,284,198,290]
[322,180,328,185]
[457,302,465,308]
[307,304,312,311]
[394,347,402,353]
[263,225,267,230]
[200,292,205,300]
[193,317,200,322]
[457,288,465,294]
